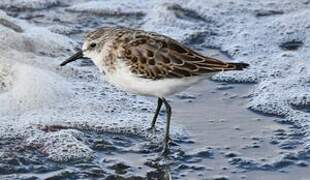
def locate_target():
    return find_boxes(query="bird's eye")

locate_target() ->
[90,43,96,48]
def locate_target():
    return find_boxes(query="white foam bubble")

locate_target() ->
[0,0,62,10]
[67,0,147,16]
[27,129,94,162]
[0,63,72,114]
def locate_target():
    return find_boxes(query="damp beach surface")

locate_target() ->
[1,0,310,179]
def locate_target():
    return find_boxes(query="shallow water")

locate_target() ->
[1,81,309,180]
[1,0,310,180]
[172,80,309,179]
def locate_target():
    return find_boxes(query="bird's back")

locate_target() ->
[105,27,249,80]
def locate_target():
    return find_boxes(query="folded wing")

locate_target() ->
[120,33,248,80]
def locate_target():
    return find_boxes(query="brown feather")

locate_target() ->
[112,27,249,80]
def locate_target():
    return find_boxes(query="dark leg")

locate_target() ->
[150,98,163,129]
[162,97,172,154]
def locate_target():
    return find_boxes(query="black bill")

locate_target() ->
[60,50,83,66]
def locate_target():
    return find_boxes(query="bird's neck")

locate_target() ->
[93,41,118,75]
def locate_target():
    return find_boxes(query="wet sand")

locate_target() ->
[171,80,305,179]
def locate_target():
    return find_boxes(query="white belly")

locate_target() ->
[103,64,207,97]
[92,55,212,97]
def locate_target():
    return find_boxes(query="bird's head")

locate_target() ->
[60,27,113,66]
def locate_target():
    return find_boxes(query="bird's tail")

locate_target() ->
[227,62,249,70]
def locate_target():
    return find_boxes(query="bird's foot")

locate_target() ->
[146,126,156,133]
[161,136,172,156]
[146,126,160,138]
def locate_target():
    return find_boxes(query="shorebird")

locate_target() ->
[60,27,249,154]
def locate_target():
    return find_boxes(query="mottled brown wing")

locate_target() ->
[120,34,239,80]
